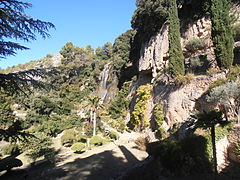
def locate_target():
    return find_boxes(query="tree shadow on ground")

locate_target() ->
[0,145,142,180]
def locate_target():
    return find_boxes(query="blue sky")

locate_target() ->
[0,0,136,69]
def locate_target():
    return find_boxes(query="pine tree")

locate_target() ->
[168,0,185,76]
[211,0,234,69]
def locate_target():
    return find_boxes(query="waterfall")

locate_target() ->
[99,63,111,104]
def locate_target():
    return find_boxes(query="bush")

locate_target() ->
[61,129,76,147]
[233,23,240,41]
[3,144,20,156]
[89,136,104,146]
[208,79,227,91]
[76,134,87,143]
[71,142,85,153]
[134,137,149,151]
[185,38,206,52]
[109,131,119,140]
[175,73,195,85]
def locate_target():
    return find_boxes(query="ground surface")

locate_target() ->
[0,132,148,180]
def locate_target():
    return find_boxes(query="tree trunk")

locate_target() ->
[93,111,96,136]
[90,108,93,122]
[211,125,218,174]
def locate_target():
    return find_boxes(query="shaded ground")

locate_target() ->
[0,132,148,180]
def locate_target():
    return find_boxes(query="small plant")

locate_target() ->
[134,137,149,151]
[227,65,240,81]
[208,79,227,91]
[71,142,85,153]
[89,136,104,146]
[76,134,87,143]
[109,131,119,140]
[154,103,165,139]
[185,38,206,52]
[3,144,20,156]
[175,73,195,85]
[61,129,76,147]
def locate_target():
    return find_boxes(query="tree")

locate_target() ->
[207,82,240,123]
[0,0,55,58]
[95,42,113,61]
[189,110,227,173]
[211,0,234,69]
[88,96,101,136]
[168,0,185,76]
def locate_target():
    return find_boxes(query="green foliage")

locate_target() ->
[174,73,195,85]
[89,136,106,146]
[22,132,54,161]
[131,0,169,40]
[233,23,240,41]
[71,142,85,153]
[211,0,234,69]
[168,0,185,76]
[185,38,206,52]
[227,65,240,81]
[0,0,54,58]
[108,131,119,140]
[208,78,227,91]
[61,129,77,147]
[154,103,165,139]
[108,81,130,119]
[113,30,136,78]
[131,85,151,130]
[3,144,20,156]
[147,137,212,176]
[96,42,113,61]
[0,88,15,128]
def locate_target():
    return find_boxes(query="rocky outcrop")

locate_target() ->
[138,22,169,78]
[138,17,214,78]
[153,73,226,128]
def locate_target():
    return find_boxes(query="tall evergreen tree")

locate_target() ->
[211,0,234,69]
[0,0,55,58]
[168,0,185,76]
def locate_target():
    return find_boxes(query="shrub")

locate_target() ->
[154,103,165,139]
[61,129,76,147]
[71,142,85,153]
[233,23,240,41]
[134,137,149,151]
[185,38,206,52]
[175,73,195,85]
[227,65,240,81]
[89,136,104,146]
[76,134,87,143]
[3,144,20,156]
[208,79,227,91]
[109,131,119,140]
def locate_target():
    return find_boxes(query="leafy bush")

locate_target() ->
[61,129,76,147]
[208,79,227,91]
[89,136,104,146]
[109,131,119,140]
[3,144,20,156]
[71,142,85,153]
[154,103,165,139]
[175,73,195,85]
[76,134,87,143]
[185,38,206,52]
[131,85,151,130]
[22,133,54,162]
[134,137,149,151]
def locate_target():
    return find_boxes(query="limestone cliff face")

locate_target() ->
[138,17,214,78]
[153,73,226,128]
[135,17,224,130]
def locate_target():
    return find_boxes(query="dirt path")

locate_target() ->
[1,131,149,180]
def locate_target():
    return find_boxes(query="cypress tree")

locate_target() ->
[168,0,185,76]
[211,0,234,69]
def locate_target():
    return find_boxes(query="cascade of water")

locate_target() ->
[99,63,111,104]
